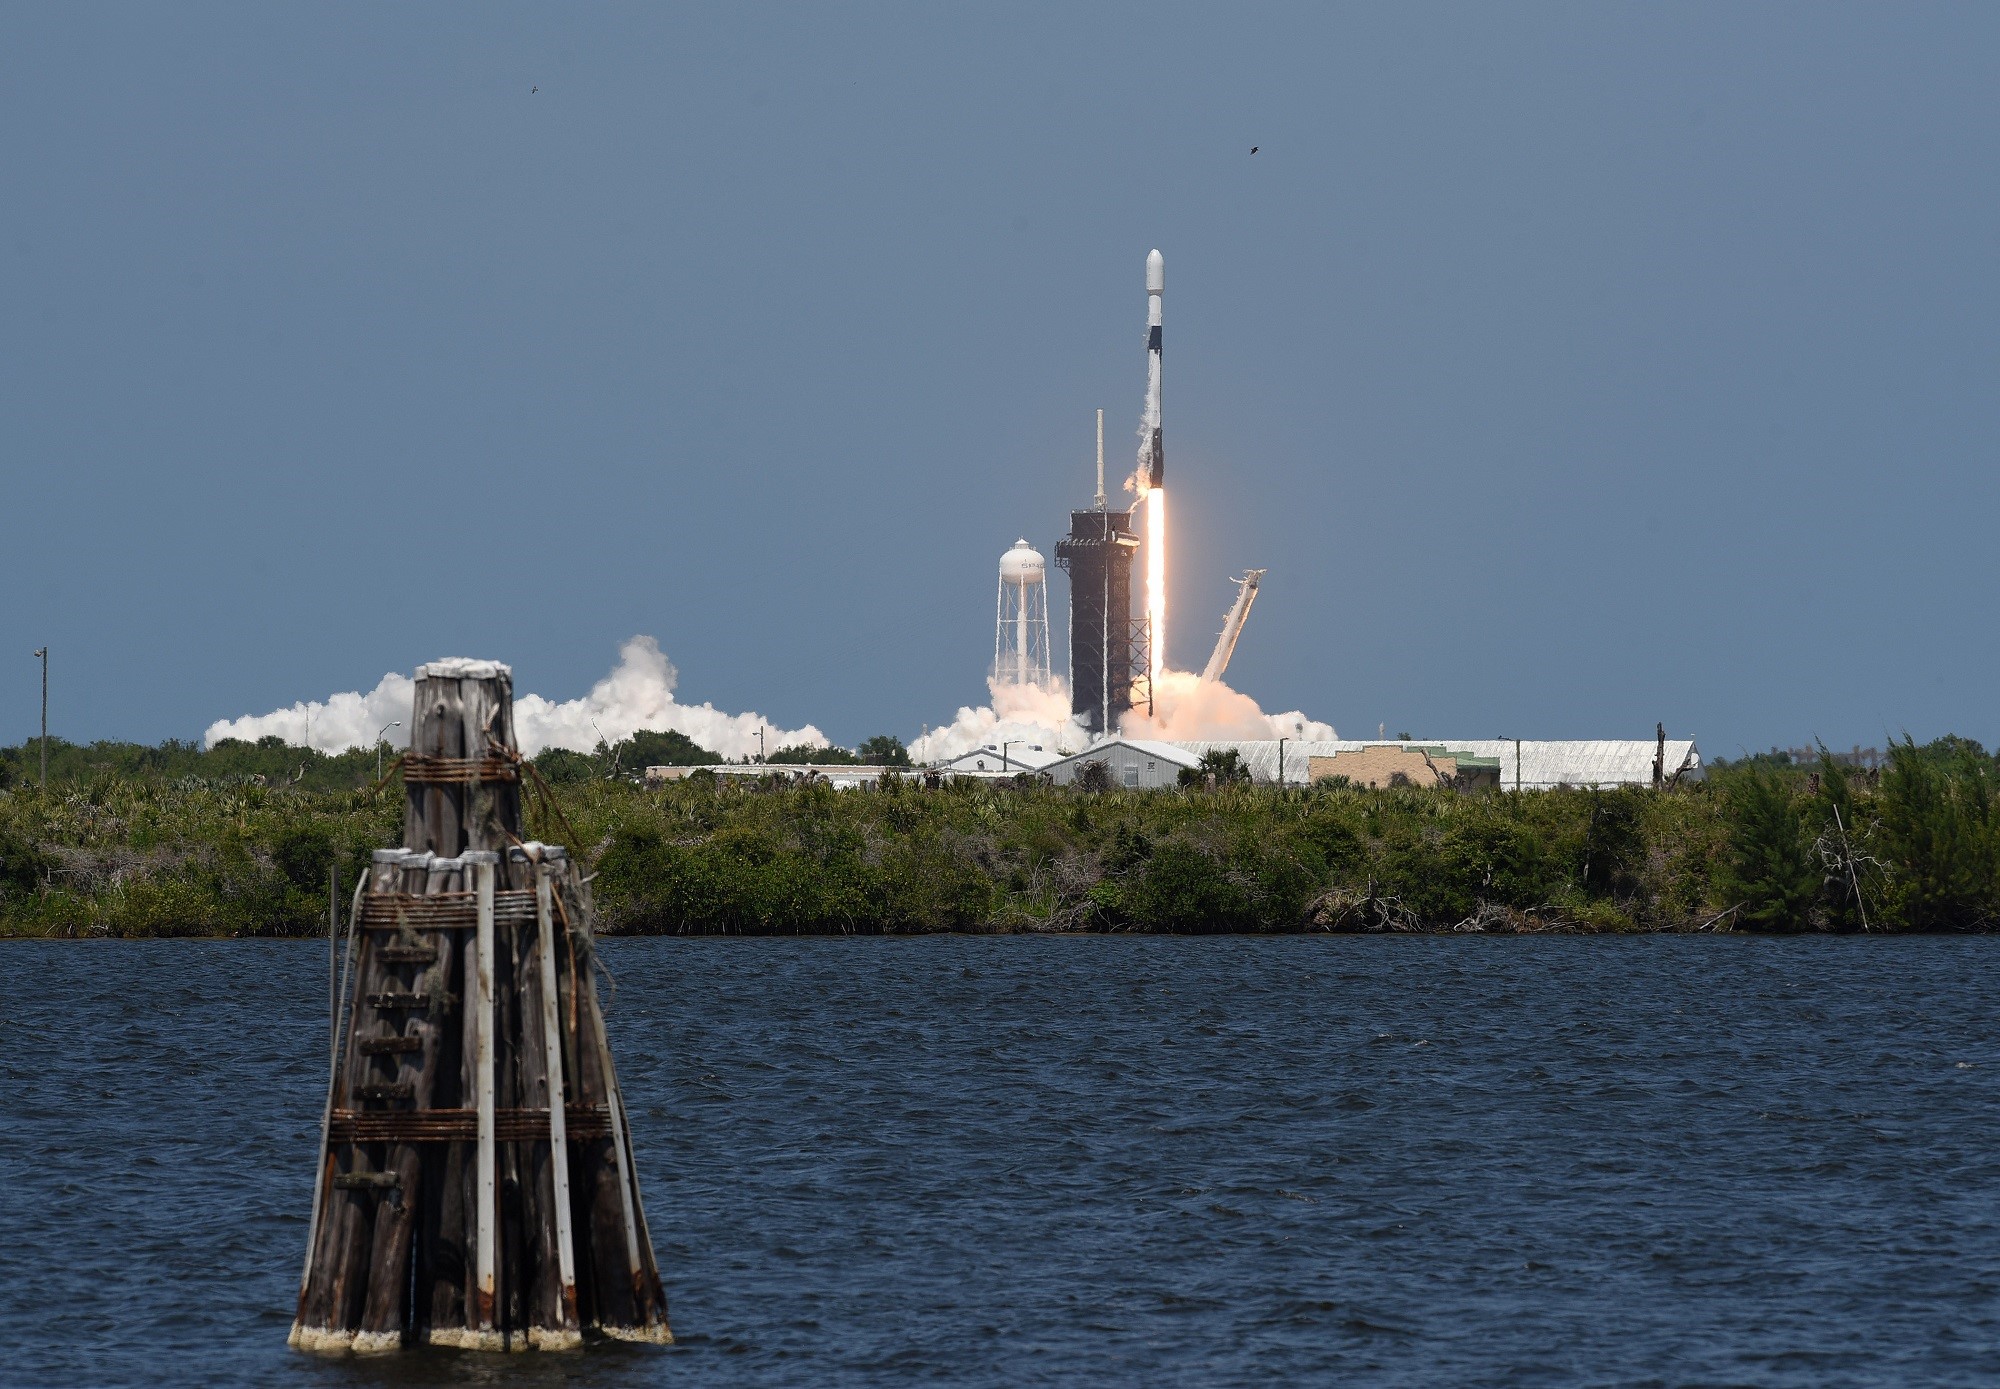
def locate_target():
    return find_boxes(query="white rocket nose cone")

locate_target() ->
[1146,248,1164,294]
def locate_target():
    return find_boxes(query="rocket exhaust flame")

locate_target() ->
[1146,487,1166,684]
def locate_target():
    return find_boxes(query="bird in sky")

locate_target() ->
[531,85,538,94]
[1250,145,1259,154]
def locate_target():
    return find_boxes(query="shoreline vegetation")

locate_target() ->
[2,732,1998,939]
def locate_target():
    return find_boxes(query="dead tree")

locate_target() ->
[292,660,669,1353]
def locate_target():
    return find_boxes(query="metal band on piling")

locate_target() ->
[401,754,520,785]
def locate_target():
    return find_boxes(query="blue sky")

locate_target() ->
[4,4,1996,757]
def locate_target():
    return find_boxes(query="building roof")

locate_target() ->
[646,763,906,788]
[935,744,1064,773]
[1045,738,1203,776]
[1173,739,1702,789]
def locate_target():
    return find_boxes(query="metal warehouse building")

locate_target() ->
[1174,739,1702,791]
[1043,738,1201,789]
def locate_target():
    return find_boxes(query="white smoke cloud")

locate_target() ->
[1119,668,1336,743]
[909,677,1087,763]
[203,636,826,761]
[202,671,418,757]
[510,637,826,758]
[907,668,1335,763]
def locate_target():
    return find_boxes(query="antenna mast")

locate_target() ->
[1093,409,1105,510]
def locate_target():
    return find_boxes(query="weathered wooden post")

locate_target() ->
[292,660,670,1353]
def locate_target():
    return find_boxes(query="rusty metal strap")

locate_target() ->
[358,890,537,931]
[402,754,520,785]
[329,1105,613,1143]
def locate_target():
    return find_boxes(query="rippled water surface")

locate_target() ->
[4,936,1998,1386]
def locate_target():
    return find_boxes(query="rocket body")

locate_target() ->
[1143,249,1164,488]
[1139,248,1166,685]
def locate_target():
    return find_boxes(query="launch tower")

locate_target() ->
[1056,410,1140,737]
[1055,509,1138,738]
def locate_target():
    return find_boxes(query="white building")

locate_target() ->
[1043,738,1201,789]
[933,743,1064,778]
[646,763,905,790]
[1173,738,1702,791]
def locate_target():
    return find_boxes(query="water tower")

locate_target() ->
[995,538,1052,688]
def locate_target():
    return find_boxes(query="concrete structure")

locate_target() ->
[1306,746,1500,790]
[1043,738,1200,789]
[1174,739,1702,790]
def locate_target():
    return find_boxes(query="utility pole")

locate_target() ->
[33,648,47,787]
[758,725,766,764]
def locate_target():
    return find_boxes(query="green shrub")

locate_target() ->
[1122,840,1256,932]
[533,747,600,786]
[1716,765,1818,930]
[1877,738,2000,931]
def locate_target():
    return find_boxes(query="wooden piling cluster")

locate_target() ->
[292,660,669,1353]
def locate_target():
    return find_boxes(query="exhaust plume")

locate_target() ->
[203,636,827,761]
[909,676,1085,764]
[909,667,1335,763]
[1119,667,1336,743]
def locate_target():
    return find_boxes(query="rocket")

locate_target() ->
[1144,248,1164,488]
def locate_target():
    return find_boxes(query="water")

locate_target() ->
[3,936,1997,1386]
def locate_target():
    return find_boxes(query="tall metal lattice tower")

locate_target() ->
[1055,412,1143,736]
[995,539,1053,688]
[1055,510,1139,737]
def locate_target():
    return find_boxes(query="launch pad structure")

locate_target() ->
[1200,570,1265,684]
[1055,507,1141,737]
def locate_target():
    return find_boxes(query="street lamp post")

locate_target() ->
[32,648,47,787]
[376,721,402,781]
